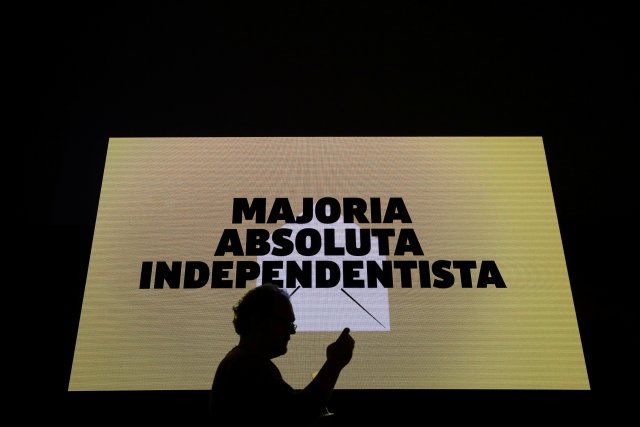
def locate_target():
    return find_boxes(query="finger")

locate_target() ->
[338,327,351,341]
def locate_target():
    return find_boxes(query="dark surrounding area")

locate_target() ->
[23,4,635,425]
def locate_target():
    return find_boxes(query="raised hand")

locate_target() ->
[326,327,355,369]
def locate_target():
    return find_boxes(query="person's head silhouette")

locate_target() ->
[233,283,296,359]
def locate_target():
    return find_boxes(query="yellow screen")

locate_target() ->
[69,137,589,390]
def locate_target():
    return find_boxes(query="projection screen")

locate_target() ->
[69,136,589,391]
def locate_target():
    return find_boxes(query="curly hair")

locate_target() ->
[232,284,290,335]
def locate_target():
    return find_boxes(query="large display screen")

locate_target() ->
[69,137,589,390]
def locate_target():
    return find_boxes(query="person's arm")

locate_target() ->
[298,327,355,411]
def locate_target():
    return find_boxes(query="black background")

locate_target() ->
[23,3,635,425]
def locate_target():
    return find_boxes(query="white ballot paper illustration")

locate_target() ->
[257,209,390,332]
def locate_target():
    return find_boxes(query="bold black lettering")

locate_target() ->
[343,261,365,288]
[370,228,395,255]
[271,228,294,256]
[345,228,371,256]
[394,260,417,288]
[370,198,381,223]
[477,260,507,288]
[324,229,345,255]
[432,260,454,288]
[184,261,209,289]
[268,198,296,223]
[394,228,424,255]
[246,229,271,256]
[296,229,322,256]
[418,260,431,288]
[154,261,182,289]
[214,229,244,256]
[139,261,153,289]
[262,261,284,287]
[286,261,312,288]
[296,198,314,224]
[235,261,261,288]
[383,197,412,223]
[366,261,393,288]
[453,261,477,288]
[232,198,266,224]
[316,261,340,288]
[316,197,341,224]
[211,261,234,288]
[343,198,369,223]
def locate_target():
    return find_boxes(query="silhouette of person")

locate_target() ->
[210,283,355,426]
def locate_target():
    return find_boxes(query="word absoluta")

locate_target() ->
[139,197,507,289]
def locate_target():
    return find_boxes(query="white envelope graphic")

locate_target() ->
[257,214,390,332]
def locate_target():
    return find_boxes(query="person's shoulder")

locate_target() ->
[224,345,249,359]
[213,347,256,393]
[220,345,260,366]
[216,346,272,377]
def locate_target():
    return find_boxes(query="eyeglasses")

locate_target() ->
[268,314,297,331]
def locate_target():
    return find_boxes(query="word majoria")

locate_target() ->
[232,197,412,224]
[139,260,506,289]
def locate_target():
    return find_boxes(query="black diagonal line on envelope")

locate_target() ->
[288,286,301,298]
[340,288,386,329]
